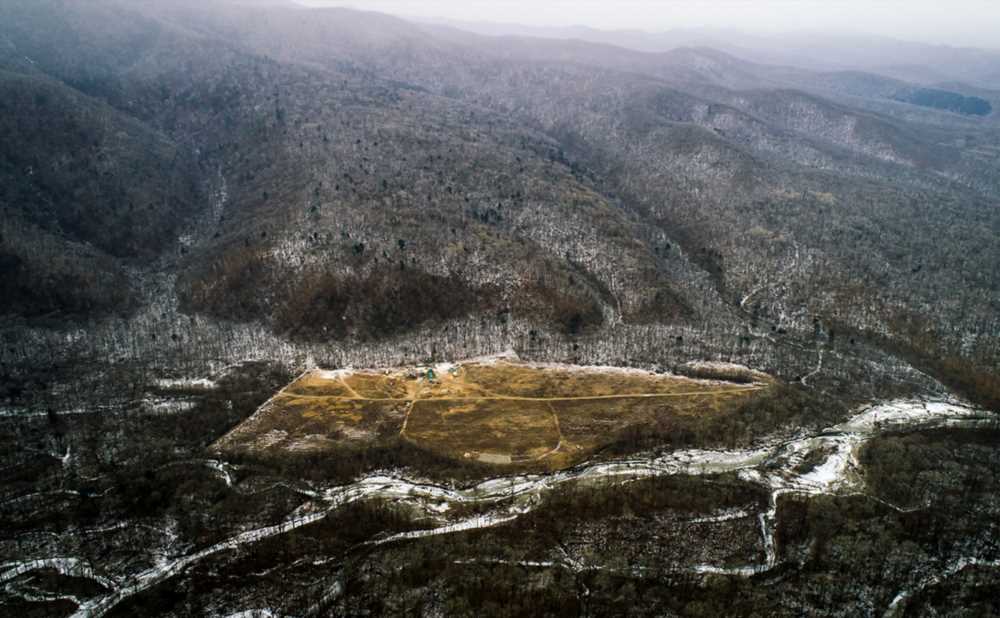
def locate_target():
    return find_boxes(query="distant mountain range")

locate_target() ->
[420,19,1000,89]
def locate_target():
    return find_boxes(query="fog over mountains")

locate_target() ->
[0,1,998,615]
[422,19,1000,88]
[3,0,998,399]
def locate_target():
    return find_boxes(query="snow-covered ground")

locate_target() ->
[884,557,1000,617]
[12,397,994,617]
[153,378,217,390]
[283,352,733,386]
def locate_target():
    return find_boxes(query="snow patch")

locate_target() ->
[140,397,198,414]
[154,378,217,390]
[312,368,354,380]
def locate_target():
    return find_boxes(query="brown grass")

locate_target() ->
[461,362,720,398]
[283,372,357,397]
[404,399,559,464]
[342,372,411,399]
[218,397,407,453]
[214,360,768,470]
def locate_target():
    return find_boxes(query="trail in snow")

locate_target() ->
[800,348,824,386]
[70,510,333,618]
[223,611,283,618]
[688,506,755,524]
[369,513,522,546]
[883,558,1000,617]
[0,557,118,591]
[153,378,217,390]
[14,398,992,617]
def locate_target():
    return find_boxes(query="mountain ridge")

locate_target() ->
[0,0,997,407]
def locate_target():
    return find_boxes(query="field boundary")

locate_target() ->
[217,363,771,466]
[276,386,765,404]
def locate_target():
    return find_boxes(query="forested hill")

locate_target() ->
[1,0,998,406]
[893,87,993,116]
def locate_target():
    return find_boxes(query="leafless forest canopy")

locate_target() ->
[1,1,999,616]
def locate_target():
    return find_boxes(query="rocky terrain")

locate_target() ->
[0,0,998,615]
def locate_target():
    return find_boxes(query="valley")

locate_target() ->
[0,0,998,615]
[2,359,995,615]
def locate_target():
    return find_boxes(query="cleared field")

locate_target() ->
[283,370,359,398]
[341,372,411,399]
[218,394,408,453]
[214,359,770,469]
[461,363,731,398]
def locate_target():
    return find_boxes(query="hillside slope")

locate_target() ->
[0,0,997,404]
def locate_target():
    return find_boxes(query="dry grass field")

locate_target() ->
[214,359,770,469]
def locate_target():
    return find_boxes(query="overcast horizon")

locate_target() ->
[293,0,1000,50]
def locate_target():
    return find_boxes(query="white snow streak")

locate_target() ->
[9,397,987,617]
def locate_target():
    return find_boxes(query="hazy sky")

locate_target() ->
[295,1,1000,48]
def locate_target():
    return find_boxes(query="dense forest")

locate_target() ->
[894,87,993,116]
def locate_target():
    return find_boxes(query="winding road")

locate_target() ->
[4,398,993,617]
